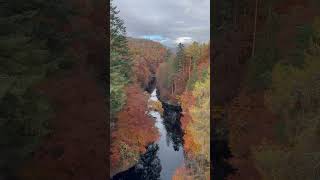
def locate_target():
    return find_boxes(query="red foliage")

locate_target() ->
[110,84,159,174]
[128,38,167,88]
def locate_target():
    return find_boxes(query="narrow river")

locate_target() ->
[112,88,185,180]
[148,88,185,180]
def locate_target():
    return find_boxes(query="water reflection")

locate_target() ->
[111,143,161,180]
[162,102,184,151]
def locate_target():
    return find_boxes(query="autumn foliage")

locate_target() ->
[172,46,210,179]
[110,3,166,177]
[172,165,193,180]
[128,38,167,89]
[110,85,159,175]
[156,42,209,103]
[221,2,320,180]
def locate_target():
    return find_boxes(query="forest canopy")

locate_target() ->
[0,0,74,177]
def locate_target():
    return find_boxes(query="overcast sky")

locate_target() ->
[114,0,210,48]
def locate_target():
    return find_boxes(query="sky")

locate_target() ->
[113,0,210,48]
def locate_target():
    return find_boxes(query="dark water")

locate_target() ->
[111,143,162,180]
[112,89,185,180]
[212,109,237,180]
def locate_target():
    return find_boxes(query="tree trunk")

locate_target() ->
[188,57,192,80]
[233,0,239,29]
[252,0,259,57]
[172,79,175,95]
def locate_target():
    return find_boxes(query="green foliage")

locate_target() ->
[254,17,320,180]
[246,9,280,90]
[0,0,74,176]
[186,68,198,90]
[254,116,320,180]
[0,90,53,171]
[164,56,176,88]
[173,43,186,73]
[187,67,210,177]
[110,0,132,119]
[186,42,202,64]
[287,24,313,67]
[185,42,208,90]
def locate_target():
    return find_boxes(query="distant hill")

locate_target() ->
[127,37,168,90]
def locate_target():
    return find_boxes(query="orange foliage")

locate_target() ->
[110,84,159,174]
[128,38,167,88]
[172,166,193,180]
[174,47,210,155]
[179,91,199,154]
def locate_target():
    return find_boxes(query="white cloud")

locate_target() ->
[175,37,193,44]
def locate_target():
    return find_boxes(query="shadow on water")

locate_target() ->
[161,102,184,151]
[111,143,161,180]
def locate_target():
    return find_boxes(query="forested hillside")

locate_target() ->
[127,38,167,91]
[214,0,320,179]
[110,1,167,176]
[1,0,107,179]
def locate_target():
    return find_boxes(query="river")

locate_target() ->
[112,88,185,180]
[149,88,185,179]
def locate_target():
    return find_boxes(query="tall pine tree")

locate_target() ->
[174,43,186,73]
[110,0,132,120]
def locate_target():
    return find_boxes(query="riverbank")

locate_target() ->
[110,85,159,176]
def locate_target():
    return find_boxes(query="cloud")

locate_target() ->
[114,0,210,48]
[141,35,165,41]
[175,21,185,24]
[175,37,193,44]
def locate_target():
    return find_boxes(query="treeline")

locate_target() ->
[156,42,210,179]
[157,42,208,103]
[0,0,74,177]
